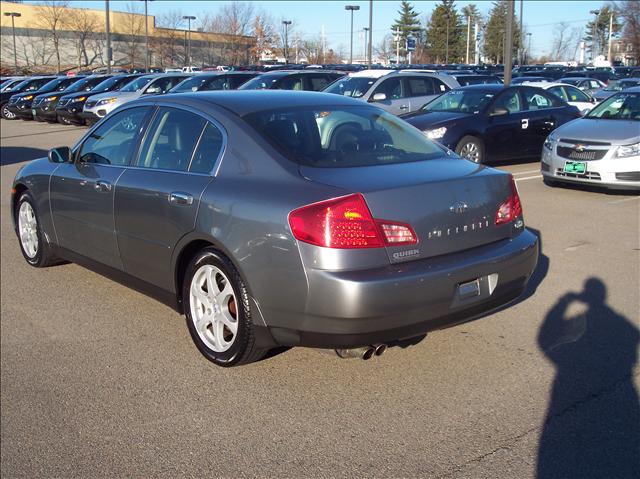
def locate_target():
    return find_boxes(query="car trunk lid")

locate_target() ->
[299,158,515,263]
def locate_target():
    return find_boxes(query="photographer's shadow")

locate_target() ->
[537,278,640,478]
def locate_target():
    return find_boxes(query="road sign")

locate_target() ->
[406,37,416,52]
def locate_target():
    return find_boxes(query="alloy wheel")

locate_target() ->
[459,142,480,163]
[18,202,38,258]
[2,104,16,120]
[189,264,238,353]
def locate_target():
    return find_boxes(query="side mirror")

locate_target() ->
[490,107,509,117]
[370,92,387,102]
[48,146,71,163]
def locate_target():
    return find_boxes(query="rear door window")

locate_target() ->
[189,123,224,174]
[136,108,206,172]
[307,75,332,91]
[522,88,561,110]
[548,86,568,101]
[433,78,451,94]
[406,77,435,97]
[564,86,590,102]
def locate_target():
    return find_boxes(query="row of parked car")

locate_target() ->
[2,67,638,191]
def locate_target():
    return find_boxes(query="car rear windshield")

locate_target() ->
[585,92,640,120]
[323,76,377,98]
[422,89,495,114]
[243,106,444,168]
[238,75,283,90]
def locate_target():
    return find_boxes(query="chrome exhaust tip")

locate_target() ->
[335,346,376,360]
[373,343,388,356]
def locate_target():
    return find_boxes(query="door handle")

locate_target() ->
[169,192,193,206]
[399,105,409,110]
[544,119,555,127]
[94,180,112,192]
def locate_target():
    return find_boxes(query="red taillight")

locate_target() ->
[288,193,417,249]
[495,175,523,225]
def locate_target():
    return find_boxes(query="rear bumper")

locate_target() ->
[268,229,539,348]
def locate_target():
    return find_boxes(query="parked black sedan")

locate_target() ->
[32,75,113,123]
[55,74,144,125]
[238,70,345,91]
[402,84,581,163]
[1,76,57,120]
[7,76,85,121]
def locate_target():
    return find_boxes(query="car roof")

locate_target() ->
[458,84,510,92]
[529,82,581,89]
[157,90,367,116]
[624,86,640,93]
[559,77,592,81]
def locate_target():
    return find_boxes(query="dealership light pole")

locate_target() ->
[142,0,154,70]
[345,5,360,64]
[282,20,292,63]
[590,9,600,61]
[503,0,514,85]
[183,15,196,66]
[105,0,112,73]
[367,0,373,68]
[3,12,21,75]
[445,12,450,64]
[527,32,532,65]
[363,27,369,63]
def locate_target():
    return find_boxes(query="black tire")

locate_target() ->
[15,191,59,268]
[543,177,559,187]
[455,135,485,164]
[58,114,72,125]
[182,248,267,367]
[1,102,16,120]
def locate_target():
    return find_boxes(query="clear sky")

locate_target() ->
[33,0,608,58]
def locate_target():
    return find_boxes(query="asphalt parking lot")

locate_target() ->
[1,118,638,478]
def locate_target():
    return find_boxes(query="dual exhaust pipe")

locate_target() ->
[334,343,387,360]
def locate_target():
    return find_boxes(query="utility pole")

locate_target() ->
[105,0,112,73]
[367,0,373,69]
[504,0,514,85]
[3,12,21,75]
[345,5,360,64]
[144,0,149,70]
[183,15,196,66]
[607,12,614,63]
[527,32,532,65]
[321,25,326,64]
[474,21,480,65]
[445,12,450,64]
[282,20,291,63]
[518,0,523,66]
[363,27,369,63]
[395,27,400,65]
[590,9,600,61]
[465,15,471,65]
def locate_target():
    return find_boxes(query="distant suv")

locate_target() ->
[238,70,345,92]
[323,70,460,115]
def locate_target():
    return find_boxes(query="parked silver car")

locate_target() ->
[82,73,189,123]
[323,70,460,115]
[541,87,640,190]
[12,91,538,366]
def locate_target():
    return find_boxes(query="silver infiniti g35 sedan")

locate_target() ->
[541,87,640,190]
[11,91,539,367]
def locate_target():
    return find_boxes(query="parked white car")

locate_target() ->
[525,82,596,115]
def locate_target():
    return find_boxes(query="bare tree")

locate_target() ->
[120,2,145,67]
[550,22,580,61]
[612,0,640,64]
[200,2,255,65]
[155,10,184,67]
[251,11,277,63]
[375,34,395,65]
[66,8,100,69]
[34,0,69,72]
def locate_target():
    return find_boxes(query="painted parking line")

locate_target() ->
[608,196,640,205]
[514,175,543,182]
[511,169,541,176]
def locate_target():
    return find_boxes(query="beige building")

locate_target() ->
[0,1,255,72]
